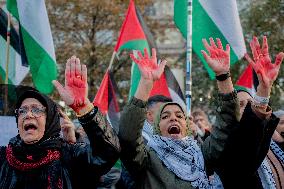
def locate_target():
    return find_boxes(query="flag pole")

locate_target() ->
[5,12,11,84]
[4,12,11,115]
[185,0,193,116]
[108,51,116,70]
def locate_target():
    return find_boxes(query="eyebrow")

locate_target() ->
[161,110,184,115]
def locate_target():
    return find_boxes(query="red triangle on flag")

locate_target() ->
[114,0,146,51]
[235,64,253,90]
[149,73,171,98]
[93,71,110,114]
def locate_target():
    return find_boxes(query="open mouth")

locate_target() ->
[168,125,181,134]
[281,132,284,138]
[24,123,37,131]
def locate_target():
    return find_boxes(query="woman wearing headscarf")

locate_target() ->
[0,56,120,189]
[118,37,283,189]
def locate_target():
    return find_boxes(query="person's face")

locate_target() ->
[272,115,284,143]
[159,105,187,139]
[193,115,207,132]
[146,102,164,124]
[237,92,252,117]
[17,98,46,144]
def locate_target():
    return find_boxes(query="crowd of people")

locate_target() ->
[0,36,283,189]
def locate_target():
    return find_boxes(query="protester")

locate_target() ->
[59,108,76,144]
[192,108,212,141]
[257,110,284,189]
[118,40,240,188]
[142,95,172,144]
[219,35,283,188]
[0,56,120,189]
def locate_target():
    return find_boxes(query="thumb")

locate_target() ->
[52,80,66,96]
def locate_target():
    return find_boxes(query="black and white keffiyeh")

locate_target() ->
[148,135,214,189]
[258,140,284,189]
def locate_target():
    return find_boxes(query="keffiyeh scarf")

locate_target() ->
[258,140,284,189]
[148,135,215,189]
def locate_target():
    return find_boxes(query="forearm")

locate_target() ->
[202,91,239,166]
[118,97,148,175]
[134,78,153,101]
[78,108,120,171]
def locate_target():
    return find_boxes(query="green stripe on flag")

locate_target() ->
[0,67,13,84]
[6,0,19,20]
[192,0,239,79]
[21,27,57,94]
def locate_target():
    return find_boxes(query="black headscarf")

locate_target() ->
[10,87,62,155]
[15,88,61,142]
[4,87,65,189]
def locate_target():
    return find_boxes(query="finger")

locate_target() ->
[274,52,284,66]
[137,50,144,60]
[253,36,261,55]
[81,64,87,82]
[70,56,76,78]
[130,53,141,65]
[216,38,223,50]
[209,37,217,49]
[225,44,230,54]
[157,60,167,77]
[144,48,149,60]
[75,57,81,79]
[65,59,71,86]
[201,50,210,63]
[202,38,211,53]
[52,80,66,97]
[244,53,254,65]
[250,40,258,61]
[261,36,269,56]
[151,48,157,61]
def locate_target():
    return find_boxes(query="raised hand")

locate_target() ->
[245,36,284,90]
[52,56,90,114]
[59,109,76,144]
[201,38,230,75]
[130,48,166,82]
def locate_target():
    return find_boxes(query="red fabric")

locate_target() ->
[114,0,146,51]
[150,73,171,98]
[236,64,253,89]
[6,145,61,171]
[93,71,120,115]
[93,71,110,114]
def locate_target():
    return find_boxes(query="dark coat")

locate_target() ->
[0,108,120,189]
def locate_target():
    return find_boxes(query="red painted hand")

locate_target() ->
[53,56,89,113]
[245,36,284,89]
[130,48,166,82]
[201,37,230,76]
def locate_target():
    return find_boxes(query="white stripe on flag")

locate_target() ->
[199,0,246,58]
[17,0,56,61]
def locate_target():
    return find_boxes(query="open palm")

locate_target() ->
[201,38,230,75]
[53,56,88,109]
[130,48,166,82]
[245,36,284,88]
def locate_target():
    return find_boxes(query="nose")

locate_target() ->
[24,109,35,119]
[169,114,178,121]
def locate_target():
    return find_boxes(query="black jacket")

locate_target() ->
[0,108,120,189]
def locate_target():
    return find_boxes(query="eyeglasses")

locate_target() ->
[15,105,46,118]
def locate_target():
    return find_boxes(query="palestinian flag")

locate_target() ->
[115,0,185,107]
[174,0,246,79]
[235,64,258,96]
[0,8,28,85]
[7,0,57,94]
[93,71,120,134]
